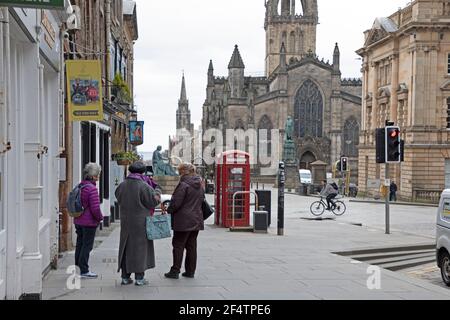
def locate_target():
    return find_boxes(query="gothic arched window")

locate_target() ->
[258,115,273,157]
[294,80,323,138]
[342,117,360,157]
[289,31,296,53]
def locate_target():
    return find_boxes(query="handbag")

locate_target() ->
[146,214,172,240]
[202,199,214,221]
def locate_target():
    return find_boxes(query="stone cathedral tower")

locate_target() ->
[265,0,319,77]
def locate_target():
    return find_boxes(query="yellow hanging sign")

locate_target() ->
[66,60,103,122]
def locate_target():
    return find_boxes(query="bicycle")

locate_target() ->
[310,196,347,217]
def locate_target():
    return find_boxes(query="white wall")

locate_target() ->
[2,8,63,300]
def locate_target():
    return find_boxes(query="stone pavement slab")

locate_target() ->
[42,192,450,300]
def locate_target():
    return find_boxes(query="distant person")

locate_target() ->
[390,181,398,202]
[74,163,104,279]
[165,163,205,279]
[320,180,339,211]
[115,162,161,286]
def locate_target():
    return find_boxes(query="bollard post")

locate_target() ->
[278,162,285,236]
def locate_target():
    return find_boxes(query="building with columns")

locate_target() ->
[357,0,450,203]
[202,0,362,179]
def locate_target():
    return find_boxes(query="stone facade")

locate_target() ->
[357,0,450,202]
[202,0,362,180]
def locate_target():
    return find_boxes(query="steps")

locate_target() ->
[334,244,436,272]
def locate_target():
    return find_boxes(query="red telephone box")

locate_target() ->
[215,150,251,228]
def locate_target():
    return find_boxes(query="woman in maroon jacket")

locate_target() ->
[165,163,205,279]
[74,163,104,279]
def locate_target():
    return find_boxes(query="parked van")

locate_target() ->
[437,190,450,287]
[299,169,312,185]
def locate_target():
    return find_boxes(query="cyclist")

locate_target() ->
[320,180,339,211]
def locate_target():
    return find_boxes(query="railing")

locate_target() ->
[401,6,413,25]
[413,189,441,204]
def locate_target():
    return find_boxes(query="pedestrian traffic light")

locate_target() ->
[340,156,349,172]
[376,128,386,163]
[385,126,401,163]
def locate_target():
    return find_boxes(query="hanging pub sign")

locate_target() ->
[0,0,65,9]
[66,60,103,122]
[129,121,144,146]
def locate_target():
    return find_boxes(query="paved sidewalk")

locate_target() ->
[42,193,450,300]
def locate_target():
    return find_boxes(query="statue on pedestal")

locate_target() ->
[152,146,178,176]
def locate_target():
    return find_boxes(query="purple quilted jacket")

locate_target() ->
[74,180,104,227]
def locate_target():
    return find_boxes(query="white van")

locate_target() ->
[299,169,312,185]
[437,190,450,287]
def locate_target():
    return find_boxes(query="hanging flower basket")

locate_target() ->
[116,159,132,166]
[114,151,141,166]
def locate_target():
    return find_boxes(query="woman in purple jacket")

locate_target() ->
[74,163,104,279]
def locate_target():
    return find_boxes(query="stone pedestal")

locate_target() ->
[285,162,301,192]
[283,140,296,162]
[311,160,327,185]
[154,176,180,194]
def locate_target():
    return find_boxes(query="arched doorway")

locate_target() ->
[300,151,316,169]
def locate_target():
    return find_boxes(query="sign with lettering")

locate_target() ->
[0,0,64,9]
[41,11,56,49]
[66,60,104,122]
[367,179,381,189]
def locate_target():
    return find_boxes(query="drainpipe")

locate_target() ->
[105,0,112,100]
[59,18,73,253]
[3,6,16,300]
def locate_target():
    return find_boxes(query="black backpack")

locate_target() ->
[331,183,339,192]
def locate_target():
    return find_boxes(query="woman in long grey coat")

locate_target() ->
[115,162,161,286]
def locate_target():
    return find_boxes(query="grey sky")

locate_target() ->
[134,0,409,153]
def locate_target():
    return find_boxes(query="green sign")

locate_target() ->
[0,0,65,9]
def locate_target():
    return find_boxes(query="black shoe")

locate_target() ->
[164,271,179,279]
[182,272,195,278]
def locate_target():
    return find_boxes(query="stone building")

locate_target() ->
[202,0,362,179]
[357,0,450,203]
[59,0,139,252]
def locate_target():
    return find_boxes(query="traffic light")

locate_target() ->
[385,126,401,163]
[376,128,385,164]
[340,156,349,172]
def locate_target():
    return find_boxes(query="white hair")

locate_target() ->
[83,163,102,180]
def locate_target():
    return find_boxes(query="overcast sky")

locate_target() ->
[134,0,409,153]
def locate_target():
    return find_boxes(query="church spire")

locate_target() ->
[333,43,341,75]
[208,60,214,86]
[177,72,192,134]
[179,72,188,102]
[228,45,245,69]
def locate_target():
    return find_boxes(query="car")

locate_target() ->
[299,169,312,185]
[437,190,450,287]
[155,194,172,213]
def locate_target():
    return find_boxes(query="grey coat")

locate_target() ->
[115,177,159,273]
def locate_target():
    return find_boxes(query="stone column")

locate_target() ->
[390,54,399,123]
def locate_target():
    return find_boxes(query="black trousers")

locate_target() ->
[120,247,145,280]
[326,194,337,209]
[170,231,199,274]
[390,192,397,202]
[75,225,97,274]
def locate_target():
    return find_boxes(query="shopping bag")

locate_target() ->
[202,199,214,221]
[146,214,172,240]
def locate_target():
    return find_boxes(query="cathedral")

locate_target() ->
[182,0,363,179]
